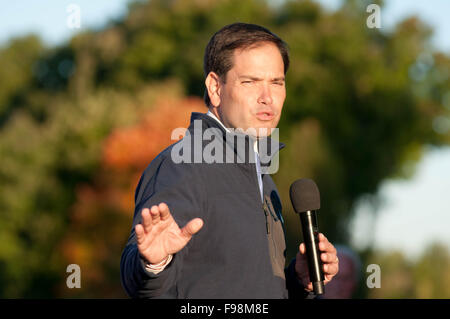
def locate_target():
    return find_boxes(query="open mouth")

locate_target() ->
[256,110,275,121]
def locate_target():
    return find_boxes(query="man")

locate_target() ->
[120,22,339,298]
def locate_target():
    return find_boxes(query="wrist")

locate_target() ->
[144,254,173,275]
[149,255,171,267]
[144,254,173,269]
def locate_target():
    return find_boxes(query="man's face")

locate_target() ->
[210,42,286,137]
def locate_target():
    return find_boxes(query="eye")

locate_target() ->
[242,81,253,84]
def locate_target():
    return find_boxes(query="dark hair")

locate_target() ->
[203,22,290,107]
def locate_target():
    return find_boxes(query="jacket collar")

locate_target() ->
[187,112,285,166]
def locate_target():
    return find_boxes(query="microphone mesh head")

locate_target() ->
[289,178,321,213]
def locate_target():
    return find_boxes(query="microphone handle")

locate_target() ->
[299,210,325,295]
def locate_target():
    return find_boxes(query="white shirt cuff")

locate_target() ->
[144,254,173,274]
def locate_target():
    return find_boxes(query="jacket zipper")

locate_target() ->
[255,163,269,235]
[263,201,270,234]
[250,149,269,235]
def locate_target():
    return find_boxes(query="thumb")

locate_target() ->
[299,243,306,255]
[181,218,204,238]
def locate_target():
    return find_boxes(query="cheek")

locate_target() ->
[275,87,286,103]
[234,87,256,104]
[274,90,285,115]
[230,89,257,115]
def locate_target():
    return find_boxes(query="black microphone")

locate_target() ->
[289,178,325,295]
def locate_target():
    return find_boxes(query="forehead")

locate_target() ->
[228,42,284,77]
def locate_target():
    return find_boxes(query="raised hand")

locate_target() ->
[135,202,204,265]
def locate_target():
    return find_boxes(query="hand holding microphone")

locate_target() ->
[289,178,339,295]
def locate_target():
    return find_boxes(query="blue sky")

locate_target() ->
[1,0,450,52]
[350,147,450,260]
[317,0,450,52]
[381,0,450,53]
[0,0,449,260]
[0,0,129,46]
[314,0,450,260]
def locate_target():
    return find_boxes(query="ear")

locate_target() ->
[205,71,223,107]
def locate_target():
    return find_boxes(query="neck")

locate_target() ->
[206,108,261,154]
[206,108,230,133]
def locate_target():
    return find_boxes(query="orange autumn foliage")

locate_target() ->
[58,96,206,297]
[103,96,206,171]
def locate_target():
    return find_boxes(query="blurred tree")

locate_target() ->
[0,35,45,125]
[275,1,449,251]
[412,242,450,298]
[366,249,415,298]
[57,94,205,298]
[0,80,188,297]
[366,242,450,298]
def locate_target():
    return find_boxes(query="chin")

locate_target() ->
[237,121,277,138]
[255,126,276,138]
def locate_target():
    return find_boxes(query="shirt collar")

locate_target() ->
[206,110,259,155]
[189,112,285,167]
[206,110,230,133]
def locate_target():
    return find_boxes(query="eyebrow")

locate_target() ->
[238,75,285,81]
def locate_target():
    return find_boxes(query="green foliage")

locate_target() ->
[0,35,45,124]
[366,242,450,298]
[0,83,183,297]
[0,0,448,297]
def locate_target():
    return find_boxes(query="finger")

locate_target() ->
[150,205,161,225]
[158,202,171,221]
[319,234,336,253]
[318,233,329,251]
[141,208,152,233]
[321,252,337,263]
[323,262,339,276]
[181,218,204,238]
[299,243,306,255]
[324,273,334,283]
[135,224,145,245]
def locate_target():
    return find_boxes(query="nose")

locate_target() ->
[257,83,273,105]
